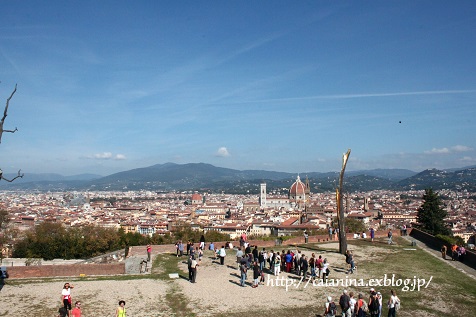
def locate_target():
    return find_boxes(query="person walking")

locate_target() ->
[116,300,126,317]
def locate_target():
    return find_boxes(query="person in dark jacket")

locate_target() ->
[300,255,309,279]
[252,260,261,288]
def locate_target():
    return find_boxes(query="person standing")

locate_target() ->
[387,289,400,317]
[61,283,74,317]
[219,245,226,265]
[324,296,337,317]
[116,300,126,317]
[240,259,247,287]
[252,260,260,288]
[71,301,81,317]
[147,244,151,262]
[441,244,447,259]
[309,253,316,280]
[369,291,380,317]
[177,241,183,257]
[317,255,324,279]
[199,235,205,250]
[370,228,375,242]
[349,292,357,317]
[300,255,309,280]
[339,290,351,317]
[387,230,393,245]
[191,257,198,283]
[274,252,281,276]
[187,255,193,282]
[346,250,356,274]
[376,292,383,317]
[236,247,244,269]
[322,258,330,282]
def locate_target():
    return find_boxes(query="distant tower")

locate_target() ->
[364,197,369,211]
[260,183,267,208]
[305,176,311,196]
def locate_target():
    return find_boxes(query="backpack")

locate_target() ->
[328,302,337,316]
[339,295,350,311]
[395,298,401,311]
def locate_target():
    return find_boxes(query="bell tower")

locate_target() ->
[260,182,267,208]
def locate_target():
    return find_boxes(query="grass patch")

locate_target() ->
[349,237,476,317]
[151,252,188,280]
[164,283,197,317]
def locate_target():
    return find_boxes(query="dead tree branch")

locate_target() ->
[0,169,24,182]
[0,84,18,143]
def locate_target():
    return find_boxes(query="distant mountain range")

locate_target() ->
[1,163,476,193]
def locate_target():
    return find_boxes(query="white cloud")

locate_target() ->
[215,147,230,157]
[85,152,126,160]
[452,145,473,152]
[94,152,113,159]
[425,145,473,155]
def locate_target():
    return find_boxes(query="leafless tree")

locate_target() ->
[1,83,23,182]
[0,84,19,144]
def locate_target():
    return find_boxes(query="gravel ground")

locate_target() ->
[0,242,395,317]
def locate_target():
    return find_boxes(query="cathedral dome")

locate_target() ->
[289,175,306,196]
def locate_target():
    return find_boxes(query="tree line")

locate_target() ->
[12,222,230,260]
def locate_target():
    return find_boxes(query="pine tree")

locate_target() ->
[417,188,451,235]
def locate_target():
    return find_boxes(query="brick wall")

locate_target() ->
[6,262,125,279]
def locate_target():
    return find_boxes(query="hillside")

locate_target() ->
[1,163,476,193]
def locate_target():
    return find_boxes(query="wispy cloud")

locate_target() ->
[452,145,472,152]
[85,152,127,160]
[226,89,476,104]
[424,145,473,155]
[215,147,230,157]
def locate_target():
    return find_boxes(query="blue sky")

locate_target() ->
[1,1,476,176]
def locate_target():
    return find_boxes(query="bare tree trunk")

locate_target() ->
[337,149,351,254]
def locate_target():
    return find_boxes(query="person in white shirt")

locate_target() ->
[274,252,281,276]
[377,291,383,317]
[349,292,357,317]
[387,289,400,317]
[219,246,226,265]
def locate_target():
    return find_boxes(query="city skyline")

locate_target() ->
[1,1,476,176]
